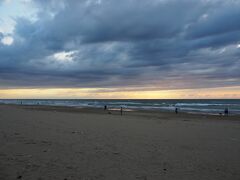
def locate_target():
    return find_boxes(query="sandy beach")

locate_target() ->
[0,104,239,180]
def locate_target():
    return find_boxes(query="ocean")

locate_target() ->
[1,99,240,115]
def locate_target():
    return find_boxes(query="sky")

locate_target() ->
[0,0,240,99]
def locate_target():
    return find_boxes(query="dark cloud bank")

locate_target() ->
[0,0,240,90]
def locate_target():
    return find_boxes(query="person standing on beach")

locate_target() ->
[175,107,178,114]
[104,105,107,110]
[224,108,229,116]
[120,107,123,116]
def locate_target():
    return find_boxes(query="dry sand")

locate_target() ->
[0,104,240,180]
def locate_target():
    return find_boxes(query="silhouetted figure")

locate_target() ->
[120,107,123,116]
[224,108,229,116]
[175,107,178,114]
[104,105,107,110]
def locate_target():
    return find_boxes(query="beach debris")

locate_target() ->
[25,140,37,145]
[41,140,52,145]
[113,152,120,155]
[71,131,84,135]
[17,175,22,179]
[66,166,74,169]
[162,168,168,174]
[76,151,84,154]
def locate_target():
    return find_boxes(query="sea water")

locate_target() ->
[0,99,240,115]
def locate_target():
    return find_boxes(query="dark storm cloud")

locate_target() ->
[187,4,240,39]
[0,0,240,89]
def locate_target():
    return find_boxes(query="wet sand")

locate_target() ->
[0,104,240,180]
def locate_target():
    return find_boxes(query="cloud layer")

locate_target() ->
[0,0,240,90]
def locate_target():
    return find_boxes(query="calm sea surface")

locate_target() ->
[1,99,240,115]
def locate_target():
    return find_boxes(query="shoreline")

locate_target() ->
[1,99,240,116]
[1,104,239,121]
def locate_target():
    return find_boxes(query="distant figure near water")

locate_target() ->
[175,107,178,114]
[104,105,107,110]
[120,107,123,116]
[224,108,229,116]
